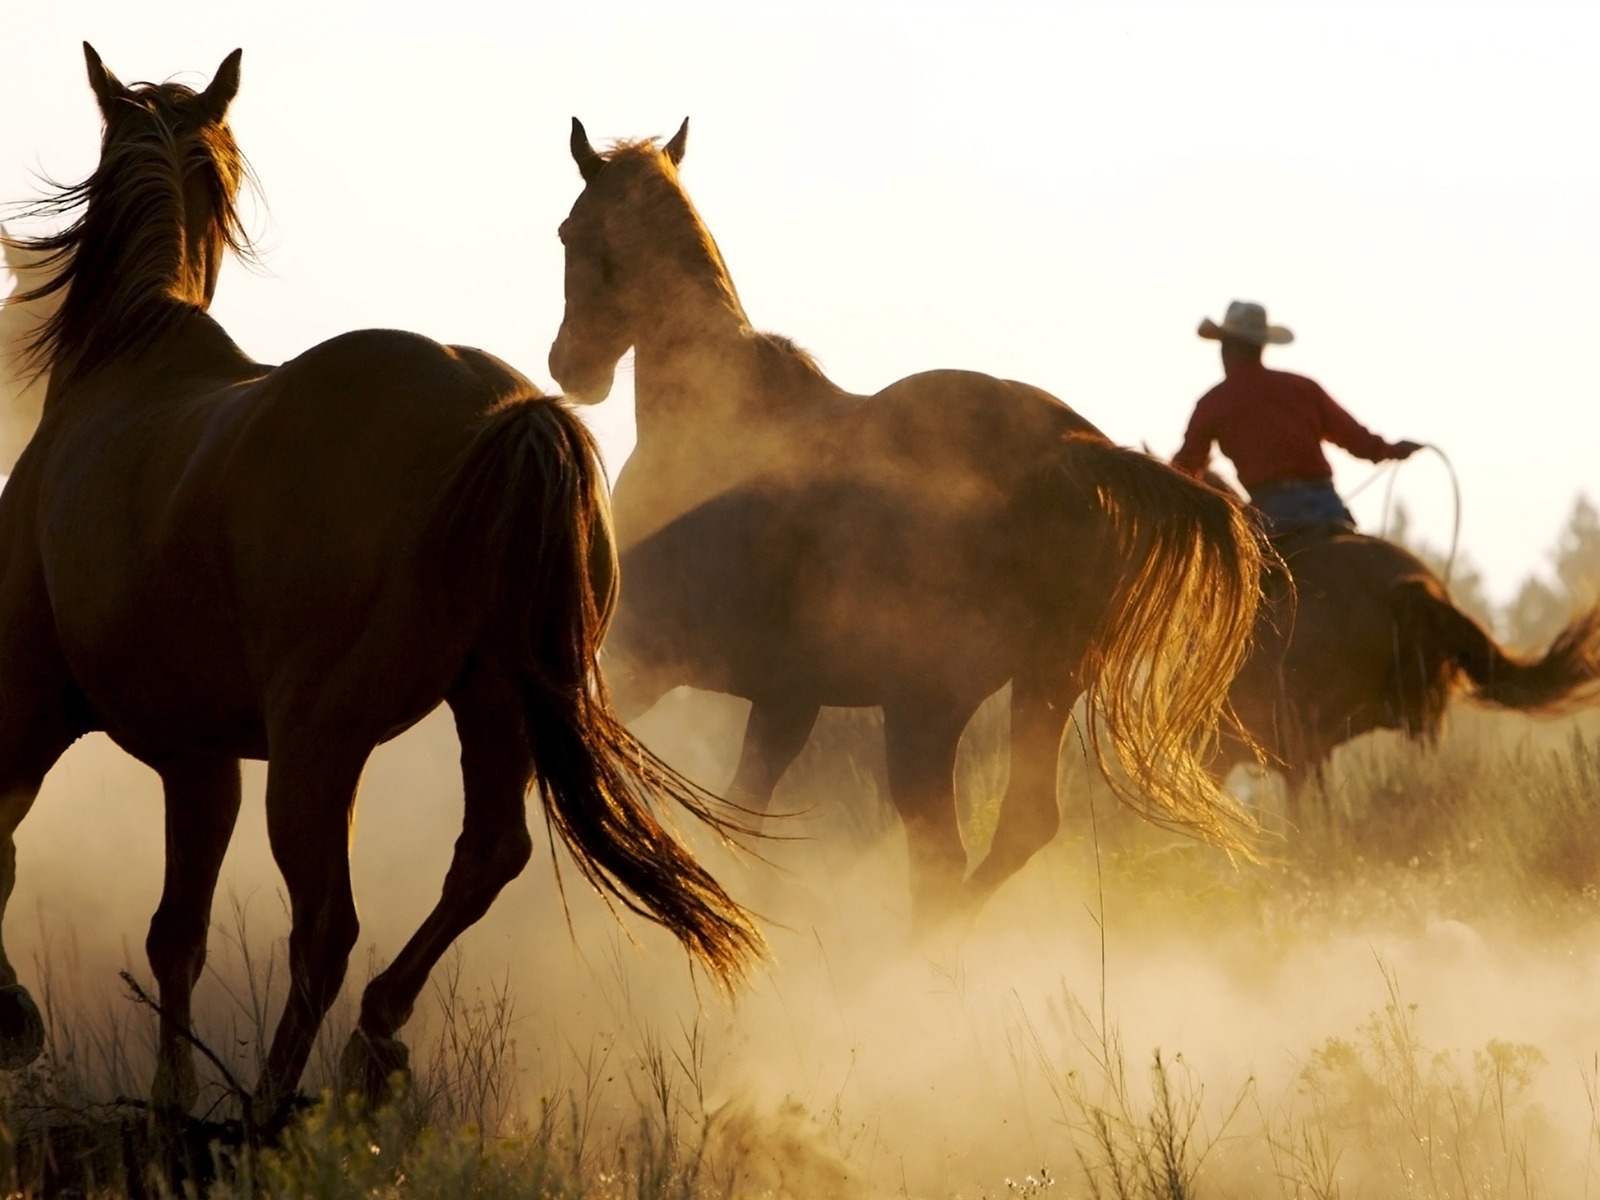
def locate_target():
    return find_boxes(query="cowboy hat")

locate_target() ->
[1197,300,1293,346]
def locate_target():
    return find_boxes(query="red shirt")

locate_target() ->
[1173,362,1403,490]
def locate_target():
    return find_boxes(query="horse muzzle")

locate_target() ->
[549,334,618,406]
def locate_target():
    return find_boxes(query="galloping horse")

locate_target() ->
[1214,527,1600,808]
[548,120,1268,925]
[0,48,759,1120]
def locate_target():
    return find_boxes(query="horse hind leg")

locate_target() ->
[882,692,980,934]
[965,668,1078,912]
[145,754,242,1112]
[726,696,821,814]
[253,726,370,1124]
[343,663,533,1109]
[601,636,676,725]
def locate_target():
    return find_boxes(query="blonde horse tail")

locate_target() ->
[1396,579,1600,716]
[1049,435,1266,855]
[429,395,763,988]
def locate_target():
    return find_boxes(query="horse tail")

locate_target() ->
[1047,435,1266,855]
[1394,577,1600,716]
[429,395,763,988]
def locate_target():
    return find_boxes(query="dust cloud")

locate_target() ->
[9,694,1600,1197]
[0,238,50,473]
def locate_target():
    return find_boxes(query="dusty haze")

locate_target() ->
[11,690,1600,1196]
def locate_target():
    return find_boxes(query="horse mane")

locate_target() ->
[5,76,257,389]
[596,139,745,321]
[748,331,842,399]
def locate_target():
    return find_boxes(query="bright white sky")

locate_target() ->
[2,0,1597,605]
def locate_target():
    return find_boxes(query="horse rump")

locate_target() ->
[426,395,763,985]
[1042,435,1267,854]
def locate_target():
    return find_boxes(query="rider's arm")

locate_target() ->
[1315,383,1411,463]
[1171,391,1221,478]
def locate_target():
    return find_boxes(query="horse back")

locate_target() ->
[1273,532,1439,660]
[197,332,549,694]
[613,367,1098,551]
[863,369,1103,455]
[612,369,1110,693]
[28,328,543,754]
[1282,530,1431,584]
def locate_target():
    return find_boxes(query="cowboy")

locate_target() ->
[1172,300,1421,533]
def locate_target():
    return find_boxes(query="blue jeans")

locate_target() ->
[1249,479,1356,534]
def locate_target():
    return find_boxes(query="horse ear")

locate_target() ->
[664,117,689,166]
[83,42,126,114]
[200,48,243,121]
[570,117,604,182]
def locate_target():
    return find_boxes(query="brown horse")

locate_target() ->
[0,48,760,1121]
[1214,527,1600,807]
[548,120,1268,926]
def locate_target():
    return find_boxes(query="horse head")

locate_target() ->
[549,116,739,405]
[11,45,254,390]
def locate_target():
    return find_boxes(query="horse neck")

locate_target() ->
[617,310,848,545]
[630,297,842,448]
[43,304,254,412]
[632,316,750,441]
[37,133,235,398]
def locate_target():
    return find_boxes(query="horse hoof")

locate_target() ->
[339,1030,411,1109]
[0,985,44,1069]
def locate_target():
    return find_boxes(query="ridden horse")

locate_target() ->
[0,48,760,1121]
[1214,526,1600,809]
[547,120,1269,925]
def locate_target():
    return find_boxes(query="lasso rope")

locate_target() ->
[1346,444,1462,587]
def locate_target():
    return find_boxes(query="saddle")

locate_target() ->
[1267,519,1355,556]
[1255,520,1338,609]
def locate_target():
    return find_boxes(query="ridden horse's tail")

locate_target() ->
[1049,435,1266,854]
[429,395,763,987]
[1393,578,1600,726]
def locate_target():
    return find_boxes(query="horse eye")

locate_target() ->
[599,255,616,285]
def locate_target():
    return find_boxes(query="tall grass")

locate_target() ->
[1,708,1597,1197]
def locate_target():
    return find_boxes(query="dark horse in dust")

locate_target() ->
[1214,527,1600,809]
[548,120,1269,925]
[0,48,759,1121]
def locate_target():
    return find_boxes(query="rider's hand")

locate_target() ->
[1392,439,1423,459]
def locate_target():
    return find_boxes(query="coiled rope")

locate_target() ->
[1345,443,1462,587]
